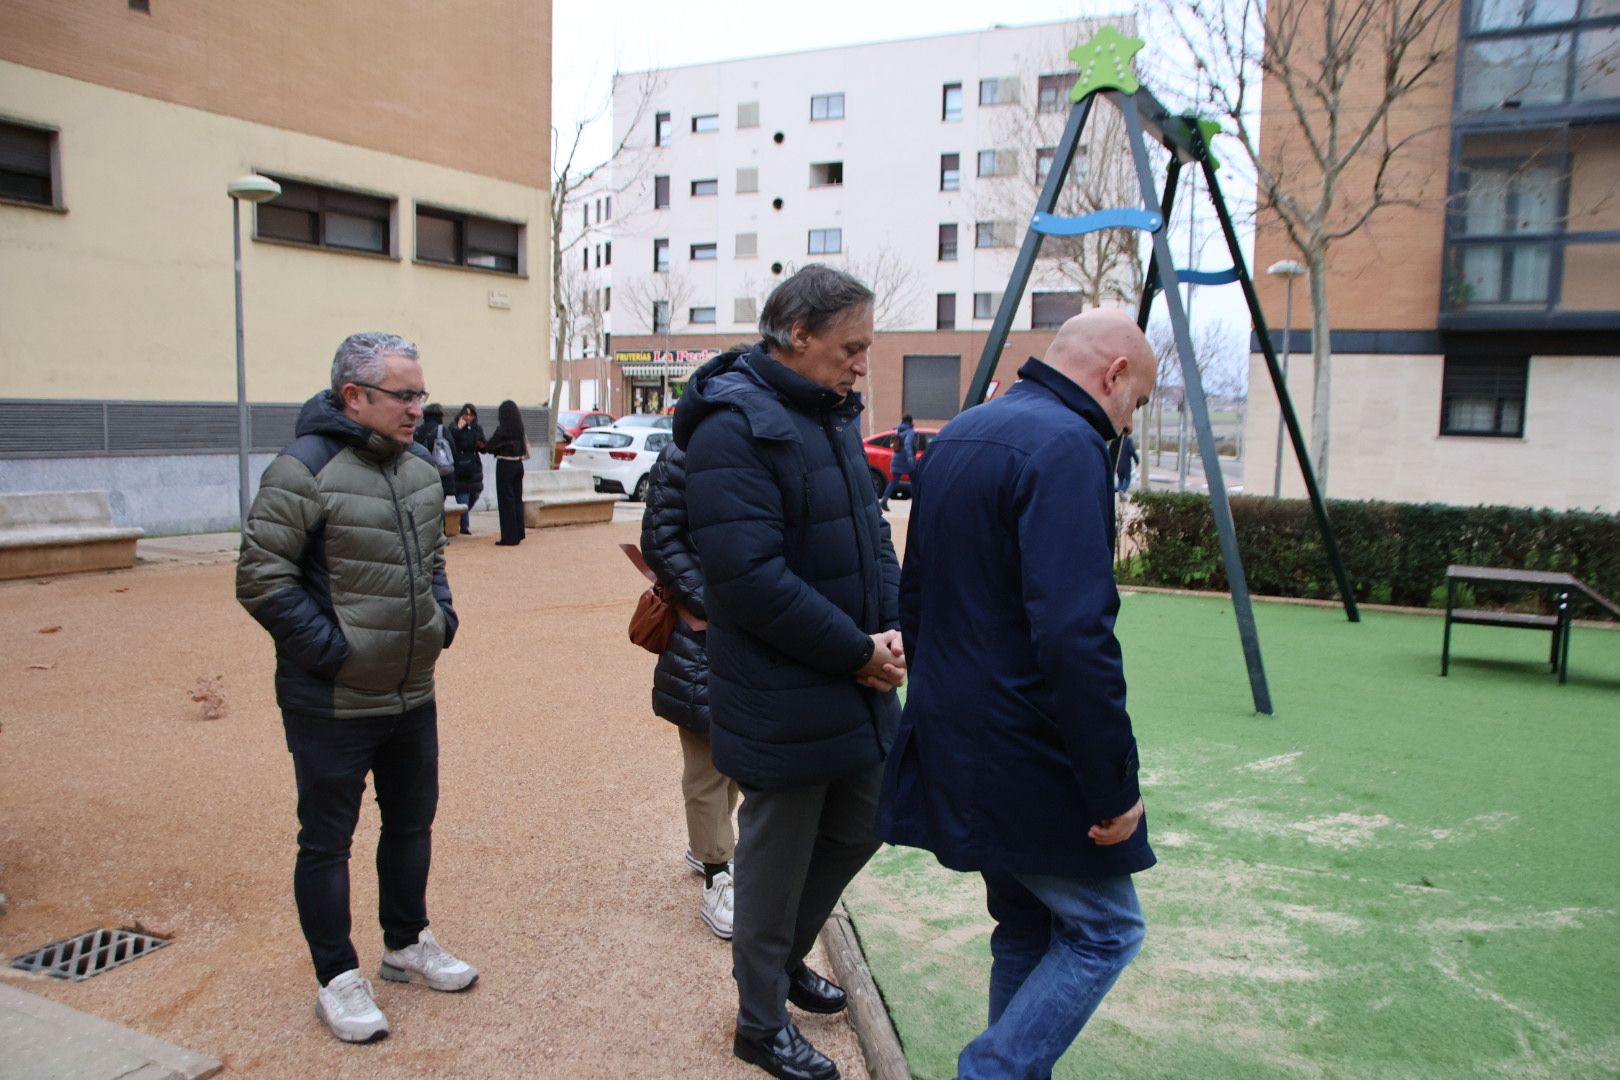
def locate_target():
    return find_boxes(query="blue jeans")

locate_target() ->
[958,872,1145,1080]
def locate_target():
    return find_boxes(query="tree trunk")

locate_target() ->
[1307,253,1332,493]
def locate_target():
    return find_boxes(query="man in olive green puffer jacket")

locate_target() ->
[237,332,478,1045]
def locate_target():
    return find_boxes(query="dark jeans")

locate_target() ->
[458,483,482,532]
[282,701,440,985]
[732,763,884,1039]
[495,458,525,545]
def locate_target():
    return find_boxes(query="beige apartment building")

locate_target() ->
[0,1,552,532]
[1245,0,1619,513]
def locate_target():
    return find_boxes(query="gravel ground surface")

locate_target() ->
[0,514,902,1078]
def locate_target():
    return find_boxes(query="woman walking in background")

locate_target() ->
[641,438,737,940]
[451,403,487,534]
[484,400,528,546]
[414,402,458,500]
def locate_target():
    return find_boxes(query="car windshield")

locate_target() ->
[576,430,633,449]
[561,411,588,425]
[616,414,672,428]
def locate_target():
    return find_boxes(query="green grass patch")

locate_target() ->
[846,593,1620,1079]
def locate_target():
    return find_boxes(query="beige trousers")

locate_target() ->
[678,727,739,865]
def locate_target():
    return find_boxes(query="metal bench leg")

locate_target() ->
[1442,578,1455,676]
[1558,593,1572,685]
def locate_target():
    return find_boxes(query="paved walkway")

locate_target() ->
[1,507,911,1077]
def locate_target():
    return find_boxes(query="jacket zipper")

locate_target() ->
[381,462,417,710]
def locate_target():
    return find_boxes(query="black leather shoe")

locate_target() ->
[734,1024,840,1080]
[786,966,847,1015]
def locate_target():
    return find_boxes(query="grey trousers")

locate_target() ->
[732,762,884,1039]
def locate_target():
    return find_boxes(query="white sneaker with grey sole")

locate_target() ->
[379,929,479,991]
[315,969,389,1043]
[701,870,735,940]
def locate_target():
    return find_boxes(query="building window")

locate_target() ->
[904,355,963,419]
[259,178,393,255]
[596,244,603,268]
[735,232,758,258]
[810,161,844,186]
[690,306,717,324]
[692,113,720,133]
[810,93,846,121]
[128,0,150,11]
[654,175,670,209]
[943,83,963,121]
[1038,72,1078,113]
[655,112,672,147]
[654,238,669,272]
[1449,154,1564,307]
[973,292,998,319]
[735,297,758,322]
[980,78,1016,106]
[808,227,843,254]
[737,167,759,193]
[605,241,611,266]
[652,300,670,333]
[604,286,611,311]
[940,153,960,191]
[975,221,1014,248]
[583,248,589,271]
[1031,291,1085,328]
[691,178,719,196]
[1036,147,1057,184]
[691,242,718,260]
[938,223,958,261]
[415,205,520,272]
[738,101,760,128]
[977,149,1015,177]
[1440,356,1528,437]
[582,204,590,228]
[936,293,956,330]
[0,120,58,207]
[604,195,612,220]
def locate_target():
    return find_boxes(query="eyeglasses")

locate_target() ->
[353,381,430,406]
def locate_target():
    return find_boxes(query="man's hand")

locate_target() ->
[1088,798,1144,846]
[856,630,906,692]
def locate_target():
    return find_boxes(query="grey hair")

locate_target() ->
[758,264,875,352]
[330,332,419,395]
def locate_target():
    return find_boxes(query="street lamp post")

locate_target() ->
[1266,260,1306,498]
[227,174,282,532]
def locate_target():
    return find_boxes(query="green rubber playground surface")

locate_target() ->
[845,592,1620,1079]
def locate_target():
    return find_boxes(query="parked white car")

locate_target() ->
[558,425,672,502]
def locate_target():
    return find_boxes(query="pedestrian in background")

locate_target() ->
[452,403,487,534]
[414,403,458,500]
[878,413,917,512]
[483,400,528,547]
[1115,432,1139,494]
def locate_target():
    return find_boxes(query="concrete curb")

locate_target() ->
[0,981,221,1080]
[820,904,911,1080]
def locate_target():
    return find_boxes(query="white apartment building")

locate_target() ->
[578,17,1137,428]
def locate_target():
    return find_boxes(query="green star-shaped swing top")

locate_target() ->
[1068,26,1145,99]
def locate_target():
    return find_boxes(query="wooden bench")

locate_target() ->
[1443,565,1620,684]
[443,496,468,537]
[0,490,145,581]
[521,470,621,528]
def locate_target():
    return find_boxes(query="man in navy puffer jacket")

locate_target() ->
[674,265,905,1080]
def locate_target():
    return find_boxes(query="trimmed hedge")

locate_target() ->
[1123,492,1620,609]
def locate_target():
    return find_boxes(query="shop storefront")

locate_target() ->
[615,348,721,413]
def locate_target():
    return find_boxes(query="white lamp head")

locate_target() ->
[227,174,282,203]
[1266,259,1307,279]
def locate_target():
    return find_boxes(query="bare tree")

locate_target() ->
[548,70,661,459]
[844,242,923,333]
[620,270,697,348]
[1156,0,1457,491]
[975,27,1149,311]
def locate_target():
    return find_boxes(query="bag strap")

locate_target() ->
[619,543,707,631]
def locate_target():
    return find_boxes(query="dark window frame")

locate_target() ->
[654,175,670,209]
[942,83,963,121]
[810,93,846,121]
[940,153,961,191]
[690,177,719,196]
[655,112,672,147]
[1038,72,1078,113]
[691,113,721,133]
[1031,290,1085,329]
[1439,355,1530,437]
[935,293,956,330]
[653,237,670,272]
[0,118,60,209]
[413,203,521,274]
[938,223,958,261]
[259,175,396,259]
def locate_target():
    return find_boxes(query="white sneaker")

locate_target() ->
[701,870,735,940]
[379,929,479,991]
[315,969,390,1043]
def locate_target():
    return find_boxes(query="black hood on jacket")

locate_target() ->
[672,345,862,450]
[296,390,409,461]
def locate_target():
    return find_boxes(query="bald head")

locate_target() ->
[1042,310,1156,436]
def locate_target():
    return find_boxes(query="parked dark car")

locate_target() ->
[862,426,939,498]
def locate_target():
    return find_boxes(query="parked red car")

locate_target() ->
[557,409,617,443]
[862,426,939,498]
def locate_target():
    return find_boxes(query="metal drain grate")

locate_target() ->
[9,928,170,981]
